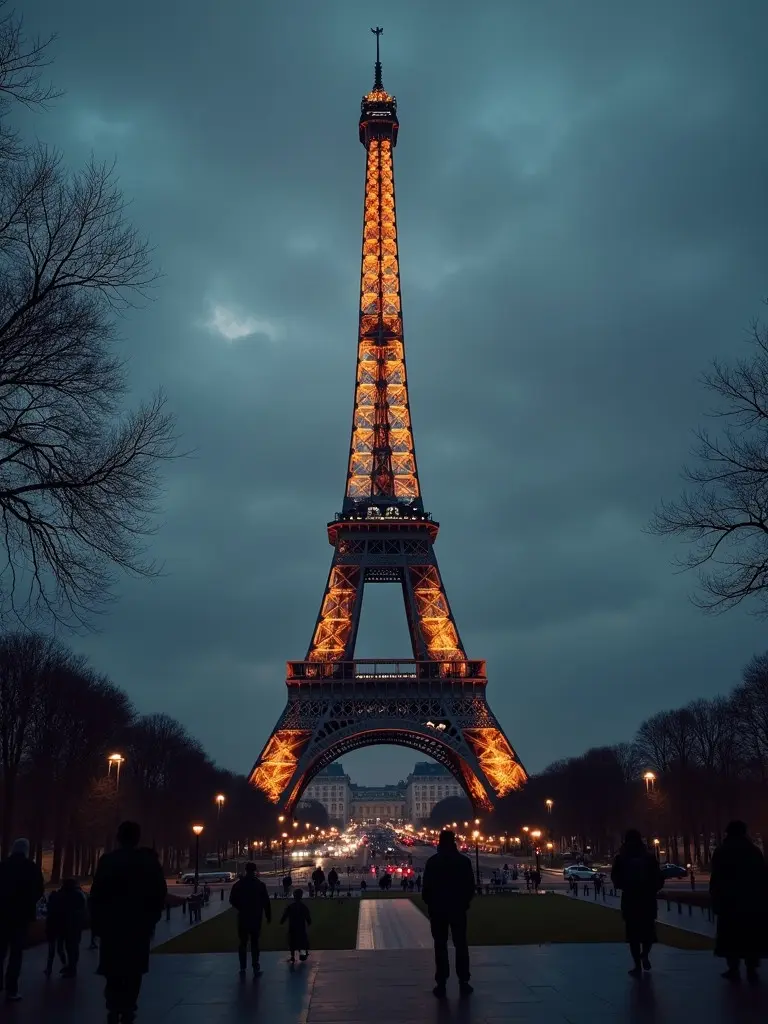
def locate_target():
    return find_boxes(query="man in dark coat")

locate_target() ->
[0,838,44,1002]
[89,821,167,1024]
[611,829,664,976]
[422,829,476,998]
[229,862,271,976]
[710,820,768,983]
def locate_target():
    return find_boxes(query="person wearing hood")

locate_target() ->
[710,820,768,983]
[422,829,476,999]
[0,838,44,1002]
[610,829,664,976]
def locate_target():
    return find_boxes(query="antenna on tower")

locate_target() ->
[371,26,383,89]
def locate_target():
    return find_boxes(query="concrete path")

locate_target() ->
[561,888,716,938]
[356,898,432,949]
[7,945,768,1023]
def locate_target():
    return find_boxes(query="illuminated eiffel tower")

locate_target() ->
[250,29,527,814]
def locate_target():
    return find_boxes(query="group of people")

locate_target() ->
[0,822,166,1022]
[611,820,768,982]
[230,862,312,970]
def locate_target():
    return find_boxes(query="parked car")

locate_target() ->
[177,870,235,884]
[563,865,598,881]
[660,863,688,879]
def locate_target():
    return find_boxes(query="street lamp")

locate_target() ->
[546,841,554,867]
[192,824,204,892]
[545,799,553,815]
[107,753,125,794]
[531,830,542,874]
[643,771,656,793]
[215,794,225,865]
[281,832,288,872]
[653,838,660,862]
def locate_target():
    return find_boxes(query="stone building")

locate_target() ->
[406,762,466,823]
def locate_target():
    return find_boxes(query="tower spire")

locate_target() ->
[371,26,383,89]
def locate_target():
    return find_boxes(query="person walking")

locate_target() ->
[89,821,167,1024]
[610,829,664,976]
[280,888,311,963]
[46,879,87,979]
[422,829,475,999]
[229,863,271,977]
[327,867,339,898]
[710,820,768,983]
[0,838,44,1002]
[44,886,67,978]
[311,865,325,897]
[281,872,292,898]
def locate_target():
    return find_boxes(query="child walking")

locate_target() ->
[280,888,311,963]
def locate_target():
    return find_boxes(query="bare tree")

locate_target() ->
[0,9,177,625]
[650,317,768,614]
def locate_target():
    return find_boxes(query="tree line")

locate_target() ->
[0,631,273,879]
[489,650,768,865]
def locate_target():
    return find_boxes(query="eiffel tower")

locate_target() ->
[250,29,527,815]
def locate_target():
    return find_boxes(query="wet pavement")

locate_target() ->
[3,944,767,1023]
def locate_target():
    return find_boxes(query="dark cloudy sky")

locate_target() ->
[22,0,768,786]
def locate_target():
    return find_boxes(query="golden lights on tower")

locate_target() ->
[347,137,419,502]
[250,730,311,803]
[463,728,527,798]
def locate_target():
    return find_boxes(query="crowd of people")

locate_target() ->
[0,818,765,1015]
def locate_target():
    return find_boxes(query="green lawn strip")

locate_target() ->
[411,894,712,950]
[154,899,360,955]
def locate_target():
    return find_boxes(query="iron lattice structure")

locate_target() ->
[250,31,527,814]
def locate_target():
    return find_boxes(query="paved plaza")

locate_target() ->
[4,943,768,1023]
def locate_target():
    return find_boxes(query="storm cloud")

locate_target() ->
[21,0,768,783]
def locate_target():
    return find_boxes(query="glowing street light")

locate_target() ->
[107,753,125,794]
[545,799,553,814]
[214,794,226,865]
[191,824,204,892]
[644,772,656,793]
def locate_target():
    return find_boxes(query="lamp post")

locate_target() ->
[472,818,481,887]
[192,824,204,893]
[643,771,656,793]
[531,830,542,874]
[522,825,530,857]
[215,794,225,865]
[545,799,553,815]
[281,833,288,872]
[546,841,554,867]
[107,753,125,793]
[653,838,660,863]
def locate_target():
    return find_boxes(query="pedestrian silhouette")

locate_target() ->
[0,837,44,1002]
[282,872,292,898]
[280,888,311,963]
[229,862,271,977]
[327,867,339,897]
[89,821,167,1024]
[422,829,475,999]
[45,878,86,978]
[311,865,325,897]
[710,820,768,983]
[610,829,664,976]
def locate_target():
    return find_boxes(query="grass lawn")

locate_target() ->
[154,899,360,955]
[412,894,713,951]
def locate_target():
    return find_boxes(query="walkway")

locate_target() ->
[6,945,768,1022]
[356,897,432,949]
[563,888,716,939]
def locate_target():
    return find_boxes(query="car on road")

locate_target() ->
[563,865,598,881]
[660,863,688,879]
[177,870,235,884]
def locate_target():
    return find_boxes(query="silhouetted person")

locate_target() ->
[710,820,768,983]
[422,829,475,999]
[282,872,292,898]
[281,888,311,963]
[44,888,67,978]
[89,821,167,1024]
[45,879,86,978]
[229,862,271,976]
[0,837,44,1002]
[327,867,339,897]
[311,865,325,896]
[611,829,664,976]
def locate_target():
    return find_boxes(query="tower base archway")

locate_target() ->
[249,661,527,815]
